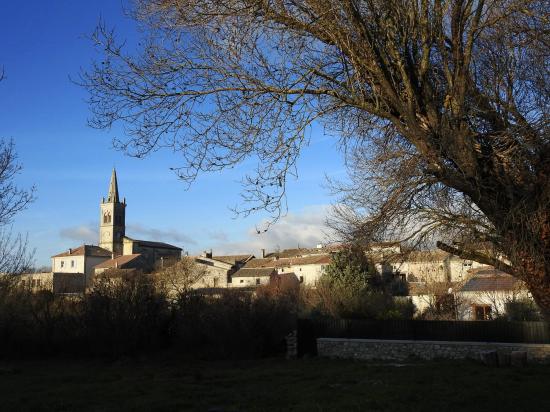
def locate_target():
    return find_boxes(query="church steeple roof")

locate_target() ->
[107,168,120,203]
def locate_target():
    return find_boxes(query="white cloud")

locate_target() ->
[207,204,334,255]
[59,223,98,244]
[60,222,196,247]
[59,205,333,256]
[126,223,197,245]
[208,230,229,242]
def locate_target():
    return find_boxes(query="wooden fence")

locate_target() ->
[297,318,550,357]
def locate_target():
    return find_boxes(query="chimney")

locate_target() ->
[261,248,265,258]
[69,248,72,254]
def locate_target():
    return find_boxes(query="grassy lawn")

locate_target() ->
[0,354,549,411]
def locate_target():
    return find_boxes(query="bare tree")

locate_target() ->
[0,73,35,276]
[0,139,35,228]
[80,2,549,316]
[154,257,207,298]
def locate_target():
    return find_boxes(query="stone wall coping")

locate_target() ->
[317,337,550,348]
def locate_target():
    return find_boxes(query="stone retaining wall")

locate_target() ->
[317,338,550,363]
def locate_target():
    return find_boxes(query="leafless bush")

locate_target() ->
[154,257,207,299]
[83,274,170,356]
[171,289,297,358]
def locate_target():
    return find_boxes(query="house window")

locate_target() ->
[213,278,219,287]
[71,260,75,268]
[256,278,260,285]
[240,279,244,283]
[473,305,492,320]
[60,261,64,268]
[299,276,304,283]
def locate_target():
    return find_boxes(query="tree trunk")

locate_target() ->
[516,252,550,320]
[508,211,550,320]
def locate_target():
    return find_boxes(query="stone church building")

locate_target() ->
[50,169,182,287]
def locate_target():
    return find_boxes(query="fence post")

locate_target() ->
[285,330,297,359]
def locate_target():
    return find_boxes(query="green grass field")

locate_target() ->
[0,355,549,411]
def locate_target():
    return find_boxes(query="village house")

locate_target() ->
[231,267,276,287]
[193,251,254,288]
[394,250,484,283]
[407,266,532,320]
[231,251,332,287]
[51,245,112,286]
[458,266,531,320]
[18,271,86,295]
[366,241,535,319]
[94,254,146,276]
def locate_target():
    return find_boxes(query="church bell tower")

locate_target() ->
[99,168,126,256]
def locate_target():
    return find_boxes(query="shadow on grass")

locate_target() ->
[0,354,548,411]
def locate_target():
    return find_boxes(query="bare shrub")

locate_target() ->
[154,257,207,299]
[172,289,297,359]
[82,274,170,356]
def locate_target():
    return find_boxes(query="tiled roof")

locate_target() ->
[52,245,112,258]
[243,258,277,268]
[94,254,142,269]
[264,245,342,259]
[126,237,182,250]
[213,254,254,265]
[232,267,276,278]
[244,254,332,269]
[467,266,506,277]
[264,248,316,259]
[461,274,522,292]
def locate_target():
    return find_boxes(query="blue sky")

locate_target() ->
[0,1,346,267]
